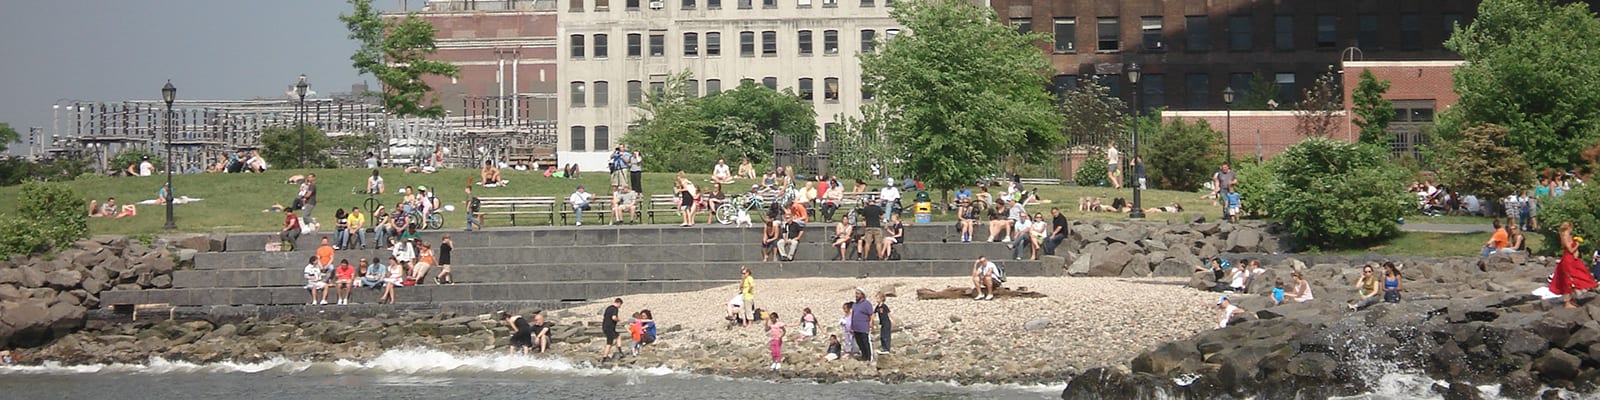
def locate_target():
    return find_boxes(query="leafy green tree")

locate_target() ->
[1444,0,1600,170]
[830,102,900,180]
[1136,114,1223,191]
[1058,79,1128,149]
[859,0,1063,191]
[1074,149,1108,187]
[341,0,460,118]
[109,149,162,175]
[0,123,17,155]
[623,72,816,174]
[1231,159,1280,218]
[1538,181,1600,255]
[1352,70,1396,145]
[1436,124,1534,202]
[1238,73,1282,110]
[2,182,88,256]
[260,126,337,169]
[1269,138,1412,249]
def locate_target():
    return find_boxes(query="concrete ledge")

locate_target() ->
[220,223,968,252]
[102,279,737,307]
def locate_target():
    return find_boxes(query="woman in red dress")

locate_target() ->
[1550,221,1596,308]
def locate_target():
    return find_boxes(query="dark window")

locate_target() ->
[1141,74,1164,111]
[862,0,873,7]
[649,33,665,57]
[1097,17,1119,51]
[1229,73,1252,101]
[684,32,699,56]
[1444,13,1462,36]
[737,0,750,9]
[706,32,721,56]
[594,126,609,152]
[570,126,586,152]
[824,30,839,54]
[799,78,813,100]
[1358,15,1378,49]
[650,81,665,98]
[571,0,583,12]
[1274,15,1293,50]
[1401,14,1421,50]
[862,83,874,100]
[1050,74,1076,102]
[1185,73,1209,109]
[594,34,608,58]
[1229,15,1251,51]
[860,30,875,53]
[1275,73,1296,104]
[1316,15,1336,48]
[628,33,642,57]
[740,31,755,56]
[1411,108,1434,122]
[683,0,695,8]
[571,82,586,107]
[762,77,778,90]
[706,79,722,94]
[1141,17,1163,50]
[571,35,585,59]
[627,80,643,105]
[688,79,699,97]
[594,81,609,106]
[1013,18,1031,35]
[763,0,775,8]
[1185,16,1209,51]
[708,0,720,8]
[1054,18,1076,52]
[762,31,777,56]
[596,0,608,9]
[824,77,839,101]
[626,0,639,9]
[799,30,813,55]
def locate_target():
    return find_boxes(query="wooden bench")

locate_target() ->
[560,195,614,225]
[478,196,557,226]
[645,194,680,224]
[1019,178,1063,186]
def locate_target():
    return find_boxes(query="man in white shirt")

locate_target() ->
[971,256,1001,300]
[1217,296,1244,328]
[879,179,901,215]
[304,256,328,305]
[569,185,593,226]
[1010,214,1034,260]
[712,159,734,184]
[612,185,639,224]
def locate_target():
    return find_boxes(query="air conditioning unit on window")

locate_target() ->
[649,1,664,9]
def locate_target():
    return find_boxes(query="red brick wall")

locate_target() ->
[389,12,559,118]
[1161,111,1342,161]
[1341,61,1463,114]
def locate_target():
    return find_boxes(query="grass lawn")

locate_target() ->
[1332,231,1547,258]
[0,168,1232,236]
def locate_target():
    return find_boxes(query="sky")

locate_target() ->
[0,0,409,155]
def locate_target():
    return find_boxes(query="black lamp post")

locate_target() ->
[294,74,310,168]
[1127,63,1144,220]
[1223,86,1235,165]
[161,81,177,231]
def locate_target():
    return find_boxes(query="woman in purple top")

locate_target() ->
[850,288,874,361]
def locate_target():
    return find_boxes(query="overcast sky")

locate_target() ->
[0,0,410,154]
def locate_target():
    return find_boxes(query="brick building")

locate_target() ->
[397,0,560,127]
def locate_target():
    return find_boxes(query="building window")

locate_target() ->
[824,77,839,101]
[862,84,874,100]
[627,0,639,10]
[1358,15,1378,50]
[571,35,586,59]
[1141,74,1164,110]
[570,126,586,152]
[1316,15,1336,48]
[708,0,720,9]
[1054,18,1076,52]
[1229,15,1251,51]
[823,30,838,54]
[1229,73,1252,102]
[594,81,609,107]
[762,31,777,56]
[627,80,643,105]
[1013,18,1031,35]
[798,0,811,8]
[1274,15,1293,50]
[1097,17,1119,52]
[571,82,586,107]
[1185,73,1209,109]
[688,79,699,97]
[594,34,609,58]
[862,0,873,7]
[763,0,775,8]
[1444,13,1462,35]
[684,32,699,56]
[799,78,814,100]
[1185,16,1209,51]
[762,77,778,90]
[706,32,721,56]
[738,0,750,9]
[860,30,876,53]
[649,80,665,98]
[1401,14,1421,50]
[594,126,610,152]
[799,30,813,56]
[649,33,665,57]
[823,0,836,8]
[570,0,583,12]
[886,28,899,40]
[740,31,755,57]
[1275,72,1296,103]
[1141,16,1163,50]
[682,0,694,9]
[706,79,721,94]
[627,33,642,57]
[596,0,608,9]
[1050,74,1076,102]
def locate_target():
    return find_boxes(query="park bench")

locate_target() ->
[645,194,680,224]
[560,195,614,225]
[1019,178,1063,187]
[478,196,557,226]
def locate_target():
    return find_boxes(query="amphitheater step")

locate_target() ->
[225,223,973,252]
[100,280,737,307]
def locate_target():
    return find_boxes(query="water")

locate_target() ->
[0,349,1061,400]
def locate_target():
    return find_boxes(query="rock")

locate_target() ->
[81,272,108,294]
[1481,252,1525,272]
[171,235,212,252]
[0,269,19,285]
[1130,341,1199,376]
[151,275,173,289]
[1498,330,1549,357]
[44,269,83,290]
[1432,381,1484,400]
[1065,253,1094,277]
[1023,319,1051,331]
[19,267,46,289]
[0,284,19,301]
[1153,258,1194,278]
[1532,349,1581,382]
[0,299,52,348]
[1226,229,1262,253]
[1500,369,1540,399]
[1088,243,1135,277]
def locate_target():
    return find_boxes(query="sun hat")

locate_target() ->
[1217,296,1228,305]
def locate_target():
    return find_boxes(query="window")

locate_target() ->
[570,35,585,59]
[682,0,694,9]
[860,30,875,53]
[627,80,643,105]
[886,28,900,40]
[1141,74,1164,110]
[1097,17,1119,51]
[706,79,722,94]
[569,126,586,152]
[649,33,664,57]
[688,79,699,97]
[627,0,639,9]
[1275,72,1296,103]
[1410,108,1434,122]
[737,0,750,9]
[798,0,811,8]
[1358,15,1378,49]
[822,0,836,8]
[594,81,609,107]
[628,33,642,57]
[824,77,839,101]
[823,30,838,54]
[1185,73,1209,109]
[1141,17,1163,50]
[596,0,608,9]
[862,0,873,7]
[1185,16,1209,51]
[1401,14,1421,50]
[862,84,874,100]
[762,77,778,90]
[594,34,609,58]
[1274,16,1293,50]
[1316,15,1336,48]
[1013,18,1031,35]
[1054,18,1076,52]
[1050,74,1076,102]
[649,80,665,98]
[570,0,583,12]
[594,126,610,152]
[798,30,813,55]
[1229,15,1251,51]
[1444,13,1462,35]
[1229,73,1252,102]
[762,31,777,56]
[799,78,814,100]
[708,0,720,9]
[684,32,699,56]
[570,82,586,107]
[706,32,721,56]
[740,31,755,56]
[763,0,775,8]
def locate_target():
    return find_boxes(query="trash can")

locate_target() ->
[914,199,933,224]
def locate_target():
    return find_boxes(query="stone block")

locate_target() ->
[530,229,576,247]
[232,288,273,306]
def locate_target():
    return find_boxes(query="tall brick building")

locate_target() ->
[397,0,560,128]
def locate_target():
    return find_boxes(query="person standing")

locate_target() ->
[873,294,894,355]
[1550,221,1597,308]
[301,174,319,225]
[857,200,885,261]
[766,311,787,370]
[601,298,624,360]
[628,151,644,193]
[435,234,454,284]
[464,186,483,231]
[1106,142,1122,189]
[850,288,874,361]
[740,267,757,326]
[609,146,630,190]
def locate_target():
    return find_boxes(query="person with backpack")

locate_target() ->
[972,256,1004,300]
[464,186,482,231]
[609,145,629,190]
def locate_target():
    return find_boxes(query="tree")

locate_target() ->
[1538,182,1600,255]
[1238,73,1281,111]
[260,126,337,169]
[0,123,17,155]
[1137,114,1223,191]
[1268,139,1412,249]
[341,0,460,118]
[1436,124,1534,202]
[1058,79,1128,150]
[1293,68,1342,138]
[830,102,900,180]
[1444,0,1600,170]
[859,0,1063,191]
[623,72,817,174]
[1352,70,1396,145]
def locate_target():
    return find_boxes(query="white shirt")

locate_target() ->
[303,263,323,284]
[880,186,901,202]
[569,191,591,206]
[1294,280,1315,302]
[1218,304,1240,328]
[138,161,154,176]
[1014,220,1033,234]
[393,242,414,262]
[713,163,731,178]
[977,261,999,279]
[1228,267,1248,288]
[1106,147,1121,166]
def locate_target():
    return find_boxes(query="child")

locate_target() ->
[1224,187,1242,223]
[874,295,894,355]
[823,334,843,361]
[791,308,817,343]
[766,311,786,370]
[1272,279,1285,305]
[435,234,454,284]
[628,312,645,356]
[839,301,856,357]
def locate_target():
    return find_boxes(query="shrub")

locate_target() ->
[1142,117,1223,191]
[0,214,48,257]
[5,182,88,256]
[1231,160,1279,218]
[260,126,337,169]
[1268,138,1412,249]
[1436,124,1534,203]
[1074,148,1108,187]
[1537,183,1600,256]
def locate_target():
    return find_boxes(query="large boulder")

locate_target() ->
[1480,252,1526,272]
[1153,258,1195,278]
[1066,253,1095,276]
[1532,349,1581,382]
[0,299,53,348]
[44,269,84,290]
[18,267,47,289]
[1089,243,1135,277]
[1226,228,1263,253]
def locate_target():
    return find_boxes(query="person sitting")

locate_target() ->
[1287,272,1315,302]
[481,160,505,187]
[737,158,757,180]
[1144,202,1184,214]
[820,177,844,223]
[360,258,387,289]
[531,313,554,353]
[882,214,904,260]
[712,159,735,184]
[971,256,1002,300]
[568,185,592,225]
[831,220,855,261]
[245,151,268,173]
[612,185,639,224]
[565,163,580,179]
[1481,218,1510,257]
[776,211,805,262]
[367,169,385,195]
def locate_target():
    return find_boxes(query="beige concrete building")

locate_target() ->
[557,0,899,169]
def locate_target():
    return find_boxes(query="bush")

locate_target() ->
[1075,148,1108,187]
[1268,138,1412,249]
[1231,160,1279,218]
[1142,117,1223,191]
[0,214,48,257]
[1537,183,1600,256]
[1436,124,1534,202]
[260,126,337,169]
[4,182,88,256]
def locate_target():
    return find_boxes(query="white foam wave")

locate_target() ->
[0,348,672,379]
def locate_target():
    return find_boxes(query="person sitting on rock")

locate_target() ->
[531,313,553,353]
[823,334,843,361]
[1348,264,1383,311]
[1225,259,1250,293]
[1287,272,1314,303]
[972,256,1002,300]
[1216,296,1245,329]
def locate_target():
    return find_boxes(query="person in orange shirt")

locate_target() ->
[788,200,809,224]
[410,241,436,283]
[315,237,336,304]
[1481,218,1510,257]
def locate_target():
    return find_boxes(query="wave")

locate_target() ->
[0,348,674,379]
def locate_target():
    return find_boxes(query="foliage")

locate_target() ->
[1231,159,1279,217]
[1268,138,1413,249]
[1058,79,1128,149]
[1435,124,1534,202]
[110,149,163,175]
[4,182,88,256]
[1074,148,1108,187]
[341,0,460,118]
[829,102,900,180]
[0,214,49,257]
[1444,0,1600,170]
[331,133,383,168]
[1293,68,1343,138]
[0,156,92,185]
[1352,70,1396,145]
[1537,182,1600,255]
[1137,114,1223,191]
[0,123,17,155]
[859,0,1063,190]
[1238,73,1282,111]
[260,126,337,169]
[624,72,818,174]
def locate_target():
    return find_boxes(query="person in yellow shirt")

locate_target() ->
[740,267,756,327]
[347,207,368,250]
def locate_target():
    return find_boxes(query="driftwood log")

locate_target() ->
[915,286,1046,300]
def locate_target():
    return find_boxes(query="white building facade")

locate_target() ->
[557,0,899,170]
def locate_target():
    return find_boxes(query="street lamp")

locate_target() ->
[293,74,311,168]
[1127,63,1144,220]
[1223,86,1235,165]
[161,80,177,231]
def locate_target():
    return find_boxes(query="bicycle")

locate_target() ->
[408,208,444,230]
[714,194,766,225]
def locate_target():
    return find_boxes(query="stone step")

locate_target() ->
[100,280,738,307]
[224,222,974,252]
[171,259,1051,289]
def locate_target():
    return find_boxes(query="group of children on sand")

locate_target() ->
[747,295,894,371]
